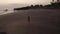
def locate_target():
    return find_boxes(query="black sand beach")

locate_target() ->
[0,9,60,34]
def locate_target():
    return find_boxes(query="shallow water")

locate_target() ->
[0,11,14,15]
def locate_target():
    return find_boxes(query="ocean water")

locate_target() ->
[0,11,14,15]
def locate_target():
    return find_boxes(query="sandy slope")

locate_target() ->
[0,9,60,34]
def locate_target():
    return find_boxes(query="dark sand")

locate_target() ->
[0,9,60,34]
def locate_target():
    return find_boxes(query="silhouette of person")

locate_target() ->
[28,16,30,24]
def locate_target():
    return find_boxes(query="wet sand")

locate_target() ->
[0,9,60,34]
